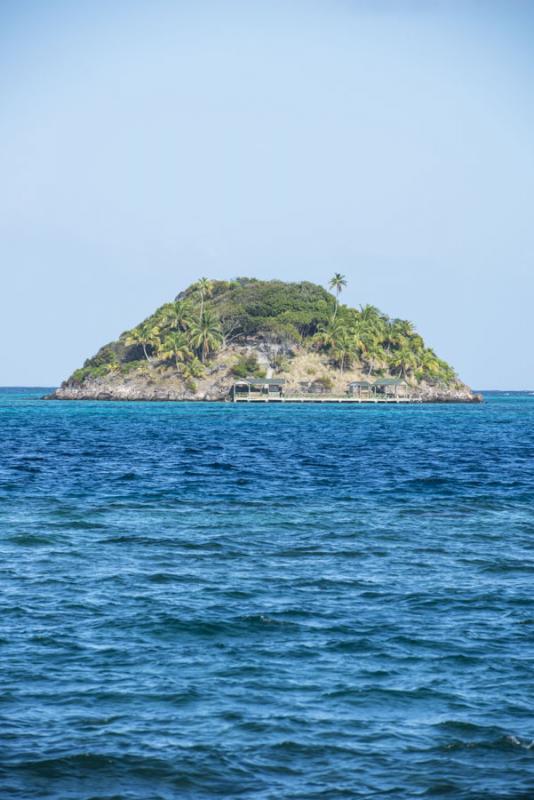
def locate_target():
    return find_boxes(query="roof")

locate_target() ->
[374,378,404,386]
[347,378,405,387]
[234,378,286,385]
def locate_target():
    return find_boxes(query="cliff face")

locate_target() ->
[48,278,480,402]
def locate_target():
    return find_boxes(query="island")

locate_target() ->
[47,277,481,403]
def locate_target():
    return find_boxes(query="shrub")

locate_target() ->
[315,375,333,390]
[83,345,118,369]
[188,358,205,378]
[231,354,266,379]
[70,363,116,384]
[272,355,290,373]
[120,359,146,375]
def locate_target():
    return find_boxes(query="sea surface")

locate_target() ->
[0,389,533,799]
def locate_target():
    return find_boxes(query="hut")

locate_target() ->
[373,378,409,397]
[347,380,374,399]
[232,378,285,401]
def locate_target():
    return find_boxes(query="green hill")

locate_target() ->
[51,277,475,401]
[74,278,454,380]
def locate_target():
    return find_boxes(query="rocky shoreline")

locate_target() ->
[46,370,482,403]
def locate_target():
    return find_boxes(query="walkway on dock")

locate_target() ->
[230,396,422,404]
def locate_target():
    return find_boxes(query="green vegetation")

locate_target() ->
[192,278,335,341]
[231,354,266,379]
[124,321,160,361]
[311,285,456,383]
[66,276,457,388]
[119,359,147,375]
[71,363,117,383]
[188,310,224,363]
[159,332,192,369]
[272,354,290,373]
[193,277,214,321]
[315,375,334,391]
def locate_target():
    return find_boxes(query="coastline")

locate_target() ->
[45,386,483,403]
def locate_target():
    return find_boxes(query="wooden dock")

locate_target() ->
[230,396,422,404]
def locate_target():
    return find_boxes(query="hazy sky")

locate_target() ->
[1,0,533,388]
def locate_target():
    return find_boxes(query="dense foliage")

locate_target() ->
[181,278,335,341]
[69,277,457,386]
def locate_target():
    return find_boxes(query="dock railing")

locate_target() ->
[230,392,421,404]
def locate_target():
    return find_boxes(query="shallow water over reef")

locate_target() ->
[0,389,533,799]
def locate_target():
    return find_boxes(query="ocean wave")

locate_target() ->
[1,391,534,799]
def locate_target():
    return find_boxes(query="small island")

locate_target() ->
[48,277,480,403]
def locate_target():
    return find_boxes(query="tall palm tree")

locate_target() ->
[125,321,159,362]
[188,311,223,363]
[194,278,214,321]
[329,273,347,318]
[160,332,192,370]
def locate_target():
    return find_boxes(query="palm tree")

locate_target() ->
[363,340,386,375]
[193,278,214,321]
[160,332,192,370]
[333,331,354,373]
[125,321,159,361]
[390,319,416,342]
[359,304,379,319]
[313,317,347,350]
[359,305,387,339]
[329,273,347,318]
[391,346,418,379]
[350,319,371,359]
[188,311,223,363]
[314,319,355,372]
[417,349,453,383]
[158,300,193,332]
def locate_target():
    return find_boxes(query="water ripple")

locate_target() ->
[0,390,533,799]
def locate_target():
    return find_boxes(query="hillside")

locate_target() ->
[48,278,478,402]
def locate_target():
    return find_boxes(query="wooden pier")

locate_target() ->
[230,395,422,404]
[229,378,422,403]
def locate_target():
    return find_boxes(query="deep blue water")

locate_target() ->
[0,389,533,799]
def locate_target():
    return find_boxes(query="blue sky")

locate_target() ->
[1,0,533,388]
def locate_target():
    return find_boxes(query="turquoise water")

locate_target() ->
[0,389,533,799]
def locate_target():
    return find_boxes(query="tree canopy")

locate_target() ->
[68,277,457,387]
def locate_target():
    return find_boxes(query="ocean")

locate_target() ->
[0,388,532,799]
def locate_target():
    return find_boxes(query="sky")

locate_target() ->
[1,0,533,389]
